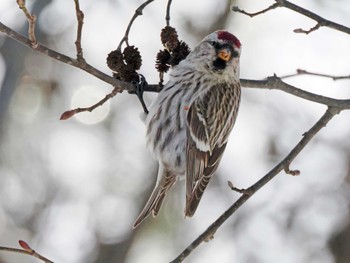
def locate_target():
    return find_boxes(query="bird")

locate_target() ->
[133,30,242,228]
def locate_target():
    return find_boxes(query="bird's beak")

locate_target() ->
[217,47,232,61]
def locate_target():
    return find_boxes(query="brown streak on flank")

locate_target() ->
[154,126,163,148]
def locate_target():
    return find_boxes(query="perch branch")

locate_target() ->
[170,106,342,263]
[2,23,349,117]
[74,0,85,61]
[0,23,348,111]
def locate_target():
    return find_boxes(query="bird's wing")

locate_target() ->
[185,88,228,217]
[186,103,209,203]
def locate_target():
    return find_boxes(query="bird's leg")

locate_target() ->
[130,74,149,114]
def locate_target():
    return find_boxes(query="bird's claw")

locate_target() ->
[131,74,149,114]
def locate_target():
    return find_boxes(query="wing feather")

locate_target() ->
[186,104,209,204]
[185,82,240,217]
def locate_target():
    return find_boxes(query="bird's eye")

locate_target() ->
[232,51,239,58]
[209,41,217,47]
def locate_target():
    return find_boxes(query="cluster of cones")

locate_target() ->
[106,26,190,87]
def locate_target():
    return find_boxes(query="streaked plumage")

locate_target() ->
[133,30,242,228]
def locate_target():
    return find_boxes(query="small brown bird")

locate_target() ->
[134,30,242,228]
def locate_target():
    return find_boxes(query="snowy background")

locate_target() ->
[0,0,350,262]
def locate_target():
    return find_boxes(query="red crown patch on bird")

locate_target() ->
[217,31,241,48]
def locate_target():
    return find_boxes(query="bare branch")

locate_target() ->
[232,0,350,35]
[0,240,53,263]
[275,0,350,35]
[117,0,155,50]
[1,23,348,112]
[231,3,279,18]
[16,0,38,47]
[170,106,341,263]
[280,69,350,81]
[74,0,85,61]
[60,86,122,120]
[241,76,350,109]
[0,22,135,91]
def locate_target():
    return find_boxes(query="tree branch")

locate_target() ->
[241,77,350,109]
[275,0,350,35]
[0,21,134,91]
[1,23,348,113]
[232,0,350,35]
[170,106,341,263]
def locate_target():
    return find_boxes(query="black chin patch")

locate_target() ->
[212,58,226,71]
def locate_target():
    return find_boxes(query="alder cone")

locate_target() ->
[123,45,142,70]
[161,26,179,51]
[106,49,124,72]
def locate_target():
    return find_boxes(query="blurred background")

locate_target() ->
[1,0,350,262]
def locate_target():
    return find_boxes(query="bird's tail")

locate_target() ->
[133,168,176,228]
[185,174,211,217]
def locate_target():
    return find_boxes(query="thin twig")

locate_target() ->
[170,106,341,263]
[60,86,122,120]
[294,23,321,34]
[232,0,350,35]
[280,69,350,81]
[16,0,38,47]
[0,240,54,263]
[231,3,279,18]
[275,0,350,35]
[165,0,173,26]
[74,0,85,61]
[227,181,252,195]
[117,0,155,50]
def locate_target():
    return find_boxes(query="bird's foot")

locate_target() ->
[130,74,149,114]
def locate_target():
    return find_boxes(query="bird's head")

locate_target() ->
[187,30,242,79]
